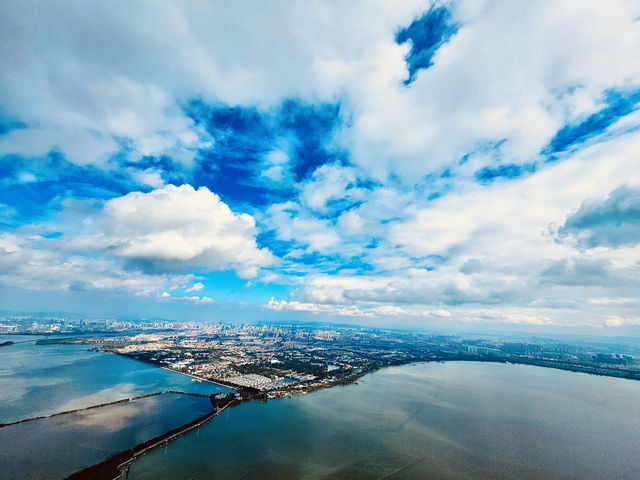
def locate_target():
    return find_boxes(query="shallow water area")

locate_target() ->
[124,361,640,480]
[0,334,232,423]
[0,392,214,480]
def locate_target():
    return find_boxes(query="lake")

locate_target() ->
[0,334,232,424]
[3,336,640,480]
[0,392,214,480]
[124,361,640,480]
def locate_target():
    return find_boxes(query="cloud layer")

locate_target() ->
[1,0,640,330]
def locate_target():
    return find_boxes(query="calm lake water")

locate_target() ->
[3,336,640,480]
[0,334,232,424]
[0,392,214,480]
[124,361,640,480]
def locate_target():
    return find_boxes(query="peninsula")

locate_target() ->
[32,320,640,399]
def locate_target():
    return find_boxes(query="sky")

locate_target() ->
[1,0,640,334]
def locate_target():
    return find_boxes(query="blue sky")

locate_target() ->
[1,0,640,333]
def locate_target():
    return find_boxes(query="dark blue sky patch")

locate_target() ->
[417,165,457,201]
[474,163,536,184]
[290,251,373,275]
[120,154,189,186]
[355,177,382,190]
[0,108,26,137]
[256,230,295,258]
[185,98,344,209]
[290,251,330,267]
[0,152,140,224]
[195,149,280,209]
[324,255,374,275]
[276,100,344,180]
[317,198,364,220]
[187,100,279,207]
[0,118,26,137]
[395,6,458,85]
[544,87,640,154]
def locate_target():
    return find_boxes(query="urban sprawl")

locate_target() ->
[3,317,640,398]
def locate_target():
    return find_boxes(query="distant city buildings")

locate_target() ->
[6,316,640,394]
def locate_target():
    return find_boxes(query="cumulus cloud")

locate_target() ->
[275,128,640,325]
[0,0,419,173]
[74,184,274,278]
[186,282,205,293]
[0,184,274,297]
[554,184,640,248]
[2,0,640,183]
[0,232,185,296]
[604,315,640,328]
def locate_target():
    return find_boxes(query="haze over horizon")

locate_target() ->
[1,0,640,334]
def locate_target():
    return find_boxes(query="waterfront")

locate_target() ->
[125,361,640,480]
[0,335,232,424]
[3,336,640,480]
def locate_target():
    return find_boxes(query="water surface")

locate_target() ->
[0,393,213,480]
[125,361,640,480]
[0,334,232,423]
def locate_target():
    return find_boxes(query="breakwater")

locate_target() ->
[0,392,159,428]
[65,393,239,480]
[0,390,212,428]
[0,391,228,480]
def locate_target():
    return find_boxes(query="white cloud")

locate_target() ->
[178,295,213,304]
[160,290,212,303]
[0,184,274,297]
[265,201,342,254]
[2,0,639,182]
[266,297,371,317]
[2,1,640,328]
[346,0,640,181]
[75,184,274,278]
[603,315,640,328]
[271,128,640,327]
[0,232,187,296]
[186,282,204,293]
[300,164,366,213]
[0,0,422,170]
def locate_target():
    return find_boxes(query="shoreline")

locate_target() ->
[36,337,640,390]
[107,348,640,400]
[109,351,238,391]
[72,358,640,479]
[19,350,640,479]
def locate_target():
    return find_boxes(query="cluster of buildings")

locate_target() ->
[6,318,640,390]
